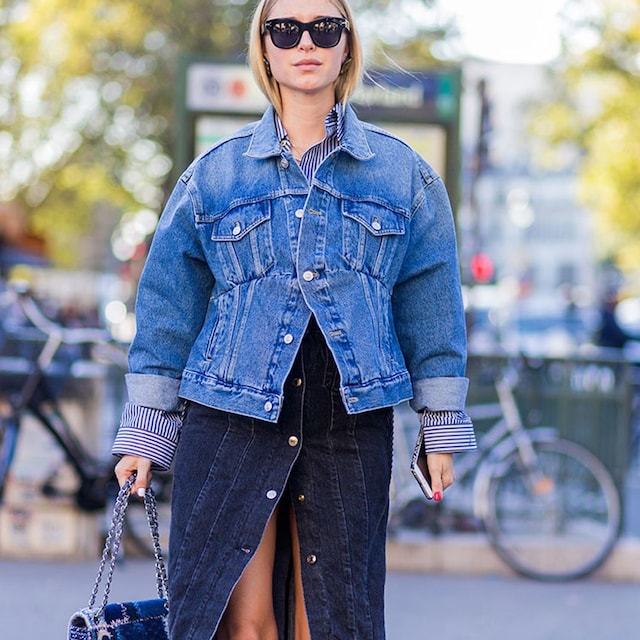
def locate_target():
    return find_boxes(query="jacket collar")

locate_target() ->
[245,103,374,161]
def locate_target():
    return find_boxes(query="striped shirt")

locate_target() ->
[113,104,475,468]
[274,103,345,181]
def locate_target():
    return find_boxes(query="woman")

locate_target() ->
[113,0,476,638]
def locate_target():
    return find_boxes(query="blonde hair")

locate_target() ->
[248,0,363,116]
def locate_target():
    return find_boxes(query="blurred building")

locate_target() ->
[459,60,598,352]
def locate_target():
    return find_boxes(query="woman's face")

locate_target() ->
[263,0,350,106]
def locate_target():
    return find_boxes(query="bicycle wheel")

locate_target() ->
[122,470,173,557]
[483,438,621,581]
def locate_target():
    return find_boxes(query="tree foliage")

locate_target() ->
[529,0,640,274]
[0,0,450,268]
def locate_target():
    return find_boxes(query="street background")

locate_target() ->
[3,2,640,639]
[0,558,638,639]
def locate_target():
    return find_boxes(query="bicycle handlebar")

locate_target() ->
[16,292,110,345]
[1,282,125,371]
[4,283,111,346]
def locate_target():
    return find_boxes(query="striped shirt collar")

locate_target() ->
[274,103,345,180]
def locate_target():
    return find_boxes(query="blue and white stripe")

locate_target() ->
[113,403,182,470]
[274,103,345,181]
[421,410,477,453]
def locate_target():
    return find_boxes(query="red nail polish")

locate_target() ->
[434,491,442,502]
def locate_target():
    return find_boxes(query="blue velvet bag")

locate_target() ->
[68,476,169,640]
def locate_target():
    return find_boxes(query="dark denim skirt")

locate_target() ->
[167,319,394,640]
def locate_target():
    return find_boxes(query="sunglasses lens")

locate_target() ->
[311,19,343,47]
[269,21,301,48]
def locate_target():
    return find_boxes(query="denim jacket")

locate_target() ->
[113,104,473,468]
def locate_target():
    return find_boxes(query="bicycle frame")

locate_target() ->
[390,359,560,526]
[390,354,623,580]
[466,364,561,516]
[0,287,119,510]
[0,284,175,557]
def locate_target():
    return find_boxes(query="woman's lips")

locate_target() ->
[294,59,321,70]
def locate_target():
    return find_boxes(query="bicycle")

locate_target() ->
[0,282,172,557]
[389,354,622,581]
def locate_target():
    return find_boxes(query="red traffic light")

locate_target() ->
[470,252,494,283]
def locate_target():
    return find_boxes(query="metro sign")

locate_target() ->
[186,63,268,113]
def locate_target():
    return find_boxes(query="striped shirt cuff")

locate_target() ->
[111,403,183,470]
[421,410,477,453]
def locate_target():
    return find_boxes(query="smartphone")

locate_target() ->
[410,430,433,500]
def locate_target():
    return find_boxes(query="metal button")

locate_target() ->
[302,270,315,282]
[232,222,242,236]
[288,436,299,447]
[291,377,302,387]
[266,490,278,500]
[295,209,304,219]
[264,401,273,412]
[284,333,294,344]
[306,554,317,565]
[297,494,305,502]
[280,158,290,168]
[372,218,381,231]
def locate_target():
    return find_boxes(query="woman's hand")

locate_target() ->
[115,455,153,497]
[426,452,456,502]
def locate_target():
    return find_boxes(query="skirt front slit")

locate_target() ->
[168,319,394,640]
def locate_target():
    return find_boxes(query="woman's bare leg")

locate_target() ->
[217,506,280,640]
[289,507,311,640]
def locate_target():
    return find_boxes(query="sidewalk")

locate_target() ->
[388,533,640,582]
[1,557,638,639]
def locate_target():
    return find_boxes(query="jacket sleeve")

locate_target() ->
[391,160,475,452]
[112,170,213,465]
[125,171,214,408]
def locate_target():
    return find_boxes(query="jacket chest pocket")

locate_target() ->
[209,202,275,285]
[341,202,407,277]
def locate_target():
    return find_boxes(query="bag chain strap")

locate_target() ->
[88,474,169,614]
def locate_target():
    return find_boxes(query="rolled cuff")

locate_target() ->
[111,403,183,470]
[409,377,469,413]
[421,410,477,453]
[125,373,183,411]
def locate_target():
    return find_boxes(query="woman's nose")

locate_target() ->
[298,30,315,49]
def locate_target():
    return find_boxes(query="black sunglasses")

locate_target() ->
[262,17,350,49]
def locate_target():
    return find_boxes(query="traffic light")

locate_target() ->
[470,252,494,284]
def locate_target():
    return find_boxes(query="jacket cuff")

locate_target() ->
[125,373,184,411]
[409,377,469,413]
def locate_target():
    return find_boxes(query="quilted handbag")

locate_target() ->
[67,475,170,640]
